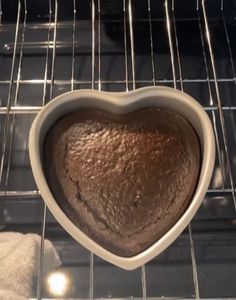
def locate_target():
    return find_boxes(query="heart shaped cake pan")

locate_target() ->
[29,86,215,270]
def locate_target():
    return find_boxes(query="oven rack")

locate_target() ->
[0,0,236,299]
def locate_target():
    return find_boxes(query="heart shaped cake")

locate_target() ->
[44,107,200,257]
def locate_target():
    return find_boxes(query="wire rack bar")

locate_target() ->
[128,0,136,90]
[126,0,148,296]
[171,1,183,92]
[221,2,236,86]
[0,0,2,25]
[196,2,225,190]
[49,1,58,100]
[4,0,27,192]
[1,78,236,86]
[164,0,200,297]
[0,0,21,187]
[123,0,128,92]
[89,1,97,297]
[166,0,206,299]
[1,187,235,199]
[42,0,52,106]
[90,251,94,300]
[0,188,236,198]
[147,0,156,86]
[98,0,101,91]
[36,203,47,300]
[36,0,52,293]
[91,0,95,90]
[71,0,76,91]
[141,265,147,300]
[164,0,176,89]
[188,225,200,299]
[0,16,229,30]
[0,190,40,197]
[0,106,230,114]
[201,0,236,209]
[36,0,58,298]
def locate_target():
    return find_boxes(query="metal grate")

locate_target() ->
[0,0,236,299]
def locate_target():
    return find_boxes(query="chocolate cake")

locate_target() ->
[44,108,200,257]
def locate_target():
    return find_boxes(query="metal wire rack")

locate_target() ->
[0,0,236,299]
